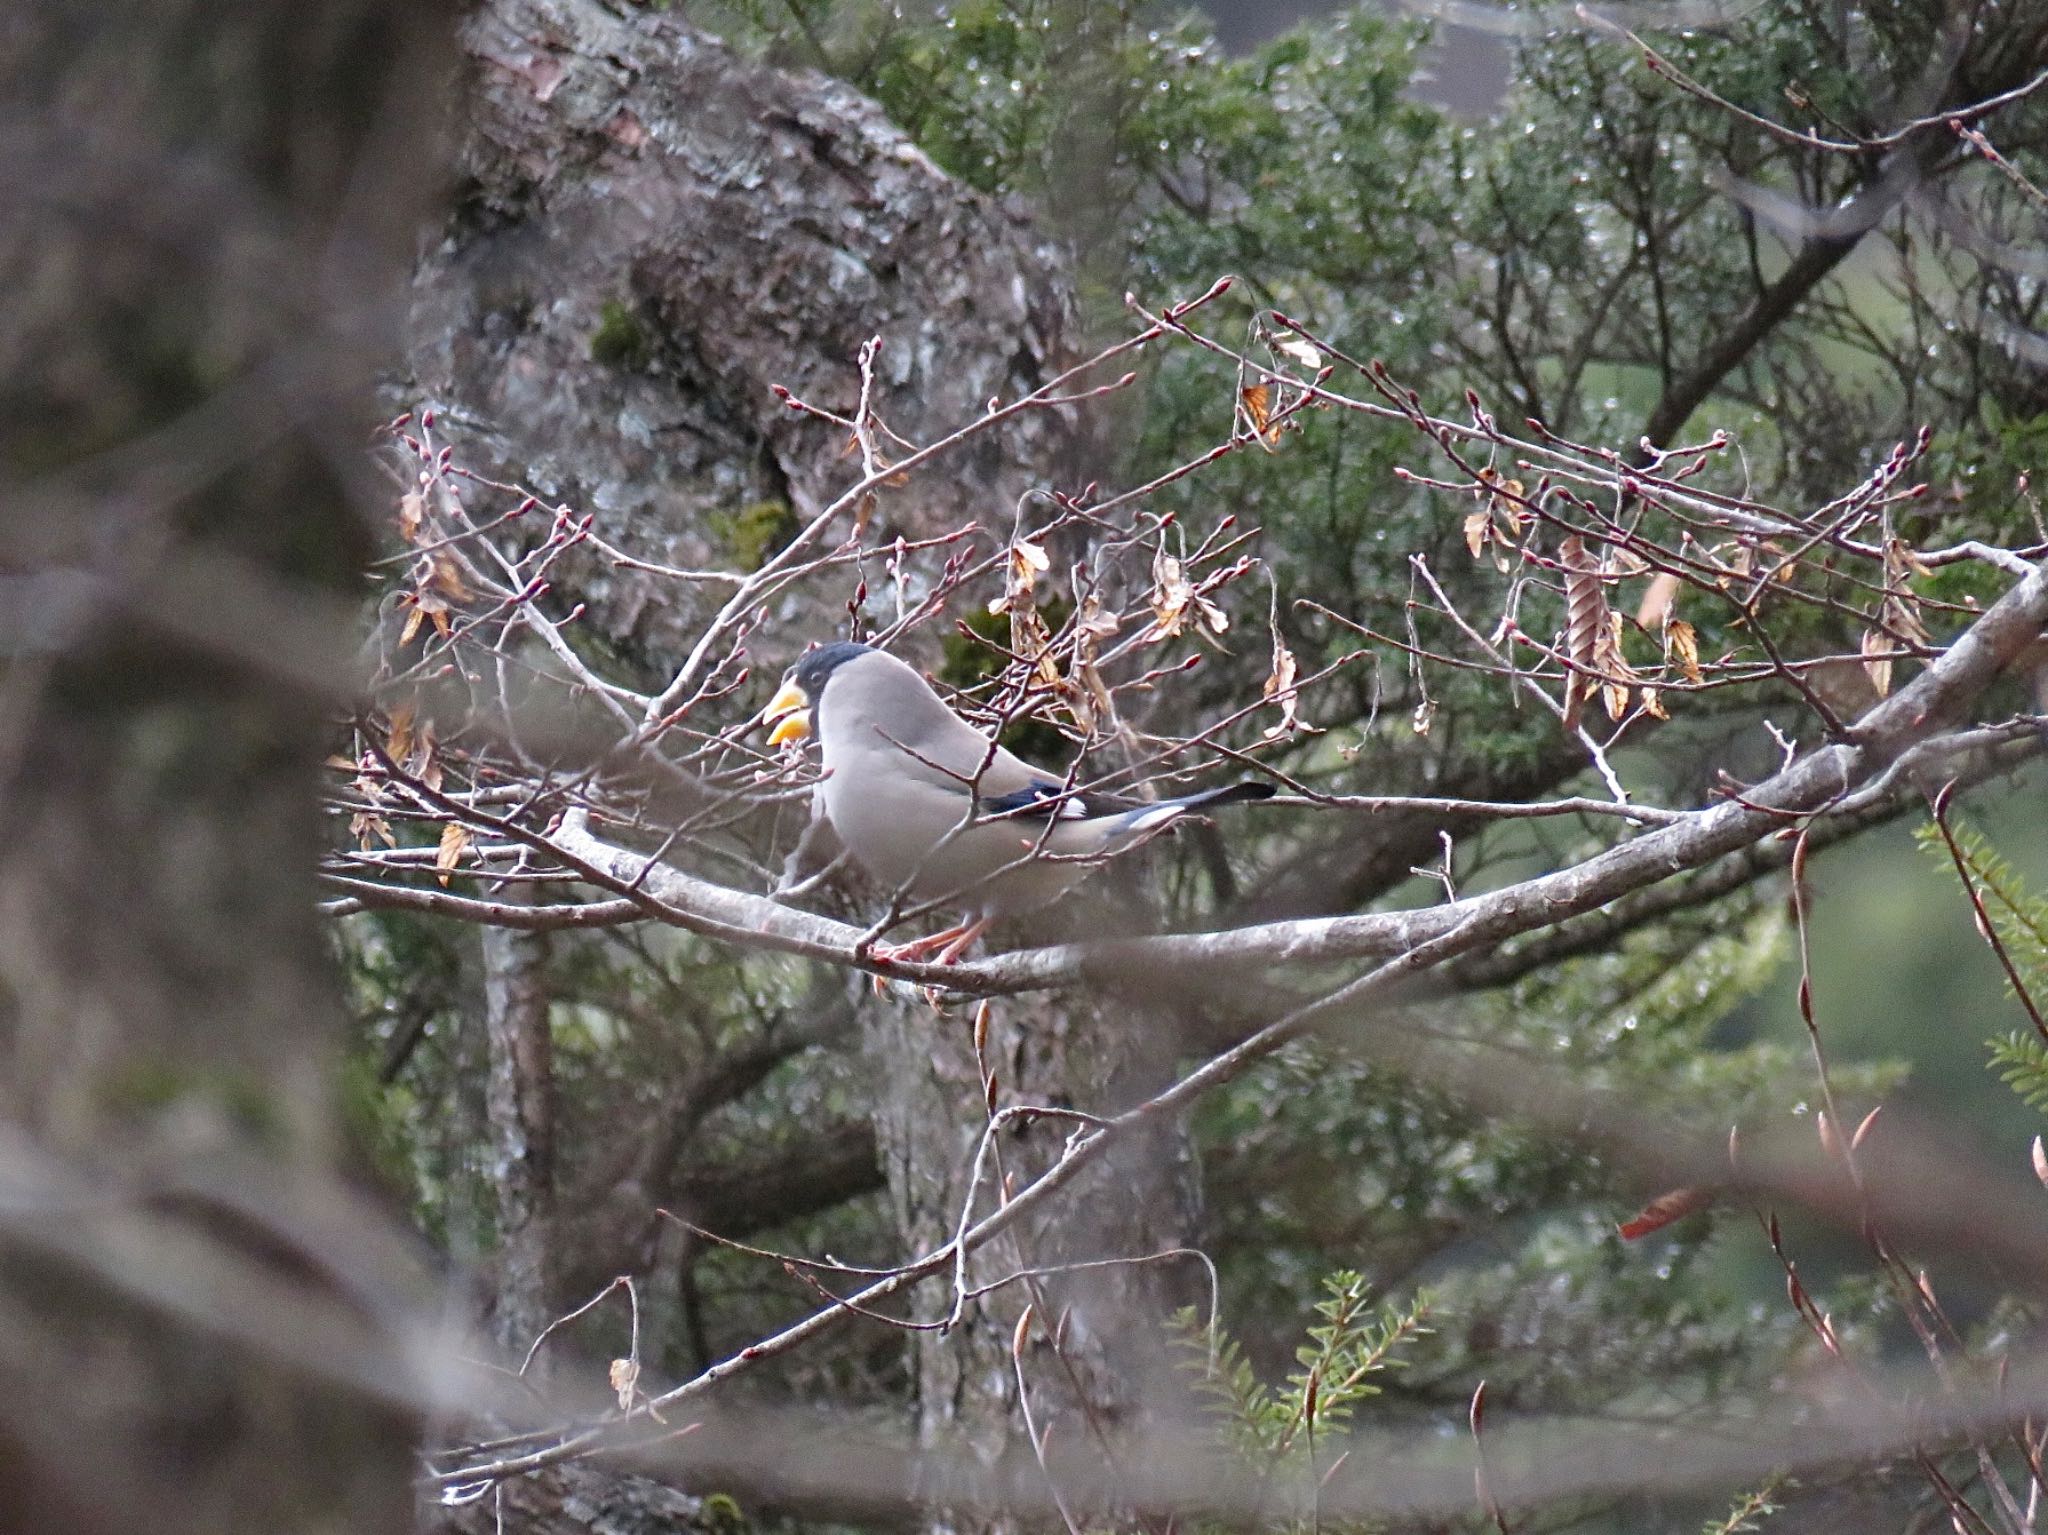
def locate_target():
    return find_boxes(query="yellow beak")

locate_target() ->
[763,679,812,746]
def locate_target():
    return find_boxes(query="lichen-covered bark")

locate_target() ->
[483,919,557,1354]
[0,1,453,1530]
[867,980,1207,1533]
[405,4,1200,1529]
[406,0,1077,667]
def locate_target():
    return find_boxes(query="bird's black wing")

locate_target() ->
[978,781,1137,822]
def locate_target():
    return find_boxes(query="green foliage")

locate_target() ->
[1703,1479,1784,1535]
[937,604,1008,690]
[1175,1270,1430,1471]
[1195,896,1906,1428]
[1922,399,2048,590]
[1987,1030,2048,1116]
[1918,815,2048,1115]
[696,0,2047,782]
[1918,817,2048,993]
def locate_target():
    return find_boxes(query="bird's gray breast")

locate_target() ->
[814,697,967,894]
[810,657,1085,913]
[813,717,1042,908]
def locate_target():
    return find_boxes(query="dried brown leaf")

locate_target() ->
[398,489,425,544]
[1882,536,1932,647]
[1149,548,1228,640]
[1011,538,1050,590]
[1009,603,1061,691]
[435,821,471,887]
[1261,633,1314,741]
[429,554,473,602]
[1875,540,1933,683]
[1710,541,1752,586]
[1606,547,1648,578]
[405,585,453,646]
[1760,539,1798,585]
[350,811,395,851]
[1559,535,1606,732]
[609,1358,640,1411]
[1464,509,1491,559]
[1667,618,1702,685]
[417,722,444,794]
[1618,1187,1713,1240]
[386,700,418,767]
[1598,609,1633,721]
[1861,626,1894,699]
[1477,471,1527,543]
[989,538,1052,615]
[1240,383,1276,444]
[1072,598,1119,723]
[1150,549,1192,639]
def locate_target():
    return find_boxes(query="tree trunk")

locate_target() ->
[406,0,1076,669]
[0,2,454,1531]
[404,2,1201,1526]
[483,917,557,1355]
[869,971,1207,1533]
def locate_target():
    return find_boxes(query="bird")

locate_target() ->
[762,641,1274,964]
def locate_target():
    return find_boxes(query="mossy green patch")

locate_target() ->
[709,499,798,571]
[701,1492,747,1532]
[937,605,1010,691]
[589,299,653,370]
[938,600,1072,764]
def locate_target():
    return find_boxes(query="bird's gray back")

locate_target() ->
[813,649,1074,907]
[817,650,1042,796]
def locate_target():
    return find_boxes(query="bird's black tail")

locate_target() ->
[1120,780,1275,835]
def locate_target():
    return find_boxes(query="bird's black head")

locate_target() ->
[792,640,872,701]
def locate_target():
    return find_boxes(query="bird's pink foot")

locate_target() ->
[865,918,992,994]
[871,923,973,966]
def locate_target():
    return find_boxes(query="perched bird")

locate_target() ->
[763,641,1273,963]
